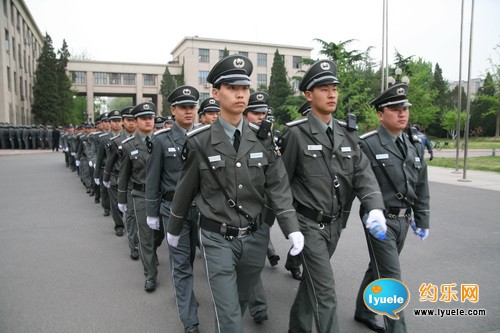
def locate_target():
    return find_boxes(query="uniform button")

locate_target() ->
[173,154,176,157]
[238,205,243,209]
[257,162,261,167]
[403,163,406,167]
[236,162,241,167]
[313,154,317,158]
[238,184,243,189]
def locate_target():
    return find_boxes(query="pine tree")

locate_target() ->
[56,40,74,126]
[160,66,177,115]
[32,33,59,125]
[268,50,293,125]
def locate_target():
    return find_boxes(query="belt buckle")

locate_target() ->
[237,227,249,238]
[398,208,407,217]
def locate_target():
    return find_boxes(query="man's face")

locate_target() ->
[123,118,137,133]
[213,84,250,116]
[110,119,122,132]
[200,111,219,125]
[244,111,266,125]
[306,84,338,116]
[171,105,196,129]
[378,106,410,135]
[135,116,154,135]
[101,121,110,132]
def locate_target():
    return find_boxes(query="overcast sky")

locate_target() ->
[24,0,499,82]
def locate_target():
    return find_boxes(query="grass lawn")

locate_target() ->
[428,156,500,173]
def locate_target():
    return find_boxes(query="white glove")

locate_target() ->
[167,232,180,247]
[146,216,160,230]
[75,160,80,167]
[102,180,110,188]
[415,227,430,240]
[89,161,93,167]
[71,152,76,156]
[118,203,127,214]
[365,209,387,240]
[94,178,100,185]
[288,231,304,256]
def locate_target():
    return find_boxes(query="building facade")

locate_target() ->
[0,0,43,124]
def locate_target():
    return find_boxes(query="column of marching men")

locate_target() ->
[0,123,62,151]
[57,55,430,333]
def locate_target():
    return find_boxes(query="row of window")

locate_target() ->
[4,29,33,76]
[3,0,39,56]
[198,48,303,69]
[6,65,30,101]
[72,72,157,86]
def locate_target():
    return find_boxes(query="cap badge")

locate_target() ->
[143,104,150,110]
[233,58,245,69]
[397,87,405,95]
[256,94,264,101]
[183,88,192,96]
[320,62,331,71]
[209,99,216,104]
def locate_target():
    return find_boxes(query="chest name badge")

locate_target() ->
[168,147,176,152]
[308,145,322,151]
[415,157,421,162]
[131,150,138,155]
[250,152,263,159]
[208,155,221,162]
[341,146,352,152]
[376,153,389,160]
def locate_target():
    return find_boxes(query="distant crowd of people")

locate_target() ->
[0,123,61,151]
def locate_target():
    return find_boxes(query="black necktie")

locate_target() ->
[233,129,241,152]
[396,138,406,158]
[326,127,334,146]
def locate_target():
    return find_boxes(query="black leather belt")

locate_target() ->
[200,215,254,238]
[385,207,412,219]
[296,202,339,224]
[162,191,175,201]
[133,182,146,192]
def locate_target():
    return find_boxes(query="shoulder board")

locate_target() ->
[99,133,108,138]
[337,120,359,130]
[187,124,211,138]
[122,136,134,144]
[110,134,121,141]
[248,122,260,132]
[359,130,378,140]
[152,128,171,138]
[285,118,308,127]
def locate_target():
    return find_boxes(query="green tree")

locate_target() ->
[268,49,293,125]
[471,72,498,137]
[160,66,177,115]
[108,97,134,112]
[55,40,74,126]
[441,108,466,139]
[32,33,59,125]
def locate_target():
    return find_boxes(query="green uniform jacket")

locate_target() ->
[117,133,149,204]
[145,124,186,218]
[280,113,384,225]
[360,126,430,229]
[103,131,130,184]
[167,118,300,237]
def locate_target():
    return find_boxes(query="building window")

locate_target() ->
[72,71,85,84]
[143,74,155,86]
[123,73,135,85]
[257,53,267,67]
[3,0,7,17]
[199,92,210,101]
[257,73,267,88]
[94,72,107,85]
[293,56,302,69]
[109,73,121,85]
[4,29,9,53]
[238,51,249,58]
[13,71,17,93]
[12,37,15,60]
[291,79,300,92]
[16,11,20,31]
[219,50,225,60]
[19,75,23,99]
[198,48,209,63]
[7,66,11,90]
[18,44,21,67]
[198,70,209,86]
